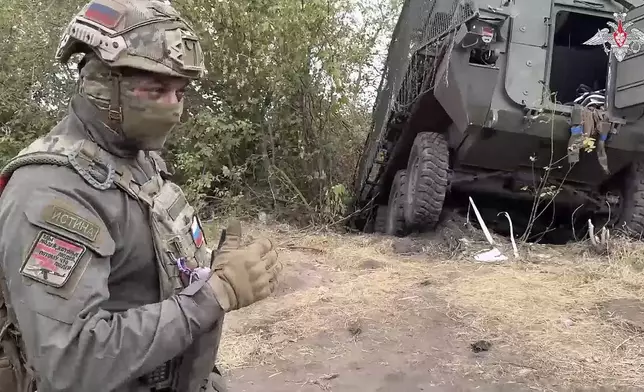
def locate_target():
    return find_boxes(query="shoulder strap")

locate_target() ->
[0,137,116,195]
[111,163,163,207]
[1,135,170,206]
[148,151,169,175]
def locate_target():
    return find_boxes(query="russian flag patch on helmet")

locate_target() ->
[190,216,206,248]
[84,2,122,28]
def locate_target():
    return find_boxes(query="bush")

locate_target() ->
[0,0,401,225]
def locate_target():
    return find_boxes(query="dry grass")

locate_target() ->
[204,221,644,387]
[205,221,431,370]
[439,237,644,386]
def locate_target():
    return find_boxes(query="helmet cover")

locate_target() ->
[56,0,205,79]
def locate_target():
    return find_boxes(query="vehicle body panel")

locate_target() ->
[615,5,644,108]
[354,0,644,225]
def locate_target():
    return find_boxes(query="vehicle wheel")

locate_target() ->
[374,205,388,233]
[385,170,409,236]
[404,132,449,230]
[618,161,644,237]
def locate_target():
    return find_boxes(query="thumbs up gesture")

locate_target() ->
[207,220,282,311]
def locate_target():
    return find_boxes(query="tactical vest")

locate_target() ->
[0,135,213,391]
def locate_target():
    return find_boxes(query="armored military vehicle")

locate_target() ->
[351,0,644,239]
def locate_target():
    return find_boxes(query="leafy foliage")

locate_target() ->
[0,0,401,224]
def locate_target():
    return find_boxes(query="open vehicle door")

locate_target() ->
[613,6,644,109]
[504,0,550,107]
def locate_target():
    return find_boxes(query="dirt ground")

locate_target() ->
[204,214,644,392]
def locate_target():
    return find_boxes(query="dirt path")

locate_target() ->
[205,221,644,392]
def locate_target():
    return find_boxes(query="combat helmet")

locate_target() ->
[55,0,205,79]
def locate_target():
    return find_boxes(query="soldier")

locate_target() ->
[0,0,282,391]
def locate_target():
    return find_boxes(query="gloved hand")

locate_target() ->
[207,220,282,312]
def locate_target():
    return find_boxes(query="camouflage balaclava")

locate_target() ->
[78,55,184,151]
[55,0,206,151]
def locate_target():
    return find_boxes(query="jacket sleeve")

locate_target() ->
[0,165,224,392]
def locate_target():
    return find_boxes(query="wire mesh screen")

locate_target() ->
[420,0,475,46]
[396,0,476,110]
[368,0,427,146]
[358,0,427,198]
[370,0,476,147]
[359,0,476,201]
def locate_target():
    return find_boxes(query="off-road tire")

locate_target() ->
[619,161,644,237]
[385,170,408,237]
[374,205,388,233]
[404,132,449,230]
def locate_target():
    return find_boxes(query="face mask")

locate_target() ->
[119,89,184,151]
[78,57,186,151]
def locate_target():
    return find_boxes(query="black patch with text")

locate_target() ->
[20,231,86,288]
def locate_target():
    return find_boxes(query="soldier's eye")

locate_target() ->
[143,87,165,98]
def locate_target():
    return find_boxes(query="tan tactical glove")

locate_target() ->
[208,220,282,312]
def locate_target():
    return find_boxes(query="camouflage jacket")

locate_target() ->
[0,95,225,392]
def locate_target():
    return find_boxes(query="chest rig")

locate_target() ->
[0,135,213,391]
[99,145,214,299]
